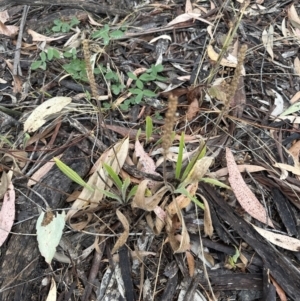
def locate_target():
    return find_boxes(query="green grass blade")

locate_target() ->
[127,185,138,202]
[103,163,122,190]
[175,132,184,180]
[181,154,198,182]
[135,128,142,141]
[145,116,153,143]
[201,177,232,190]
[121,177,130,202]
[174,187,204,210]
[96,187,122,203]
[0,135,13,146]
[181,141,206,181]
[53,157,94,191]
[198,144,206,159]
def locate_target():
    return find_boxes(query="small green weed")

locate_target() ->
[62,48,103,82]
[101,163,138,203]
[97,64,125,95]
[120,64,167,110]
[173,134,230,210]
[63,59,89,82]
[91,24,125,45]
[63,48,77,60]
[154,112,163,120]
[145,116,153,143]
[53,157,137,204]
[227,246,240,269]
[52,17,80,33]
[31,47,60,70]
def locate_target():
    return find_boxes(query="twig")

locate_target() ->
[13,5,29,76]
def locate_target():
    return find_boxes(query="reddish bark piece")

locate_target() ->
[226,148,274,227]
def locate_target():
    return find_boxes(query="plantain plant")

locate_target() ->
[53,157,137,204]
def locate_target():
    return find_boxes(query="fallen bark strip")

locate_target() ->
[200,182,300,300]
[0,0,129,17]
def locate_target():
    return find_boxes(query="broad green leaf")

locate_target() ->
[125,98,133,105]
[103,163,122,190]
[63,51,73,58]
[102,33,110,45]
[143,90,156,97]
[41,62,47,70]
[176,132,185,180]
[120,104,129,111]
[105,70,116,80]
[112,85,121,95]
[201,177,231,189]
[135,93,143,103]
[61,23,70,33]
[155,75,167,82]
[129,88,142,94]
[47,48,53,60]
[53,48,61,59]
[136,79,144,89]
[52,25,61,32]
[92,25,110,39]
[145,116,153,143]
[110,30,124,39]
[150,69,157,77]
[53,19,61,26]
[36,210,65,264]
[154,64,164,72]
[94,68,101,75]
[54,157,94,191]
[31,61,42,70]
[40,51,46,62]
[70,17,80,26]
[71,48,77,55]
[140,73,155,82]
[127,72,138,80]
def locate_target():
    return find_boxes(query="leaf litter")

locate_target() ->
[2,1,300,300]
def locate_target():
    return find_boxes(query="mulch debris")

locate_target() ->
[1,1,300,300]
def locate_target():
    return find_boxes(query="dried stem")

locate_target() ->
[162,95,178,183]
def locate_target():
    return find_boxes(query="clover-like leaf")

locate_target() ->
[136,79,144,89]
[110,30,124,39]
[31,60,42,70]
[140,73,155,82]
[143,89,156,97]
[47,48,54,60]
[40,51,46,62]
